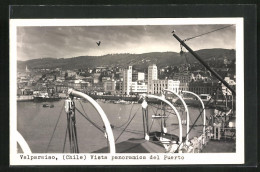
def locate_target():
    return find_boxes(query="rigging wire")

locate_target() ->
[79,100,90,118]
[66,111,72,152]
[183,25,234,42]
[148,104,159,131]
[179,25,234,67]
[115,106,141,142]
[62,127,68,153]
[113,103,135,129]
[45,102,65,153]
[113,127,143,134]
[75,107,104,133]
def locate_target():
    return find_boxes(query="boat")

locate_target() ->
[34,93,61,102]
[34,96,61,102]
[199,94,212,101]
[42,104,49,107]
[113,99,131,105]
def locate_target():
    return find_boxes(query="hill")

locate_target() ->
[17,48,235,71]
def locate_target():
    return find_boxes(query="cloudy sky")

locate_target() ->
[17,25,236,61]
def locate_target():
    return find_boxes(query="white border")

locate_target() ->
[10,18,244,165]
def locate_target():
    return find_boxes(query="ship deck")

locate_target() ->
[94,138,235,153]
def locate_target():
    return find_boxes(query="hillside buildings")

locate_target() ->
[17,59,235,100]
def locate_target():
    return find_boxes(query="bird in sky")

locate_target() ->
[96,41,101,46]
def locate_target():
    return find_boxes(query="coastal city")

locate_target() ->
[17,55,236,103]
[14,24,238,156]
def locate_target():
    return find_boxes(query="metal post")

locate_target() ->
[172,32,236,95]
[142,108,146,138]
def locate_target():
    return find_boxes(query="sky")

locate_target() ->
[17,25,236,61]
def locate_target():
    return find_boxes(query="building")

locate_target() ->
[66,70,77,77]
[104,80,116,94]
[122,66,132,95]
[102,76,111,82]
[179,82,189,92]
[222,77,236,96]
[147,64,180,94]
[93,73,101,84]
[55,84,68,93]
[115,81,123,94]
[133,71,145,81]
[26,65,30,73]
[189,81,219,95]
[148,64,158,93]
[137,72,145,81]
[132,71,138,81]
[130,81,147,94]
[172,71,191,83]
[82,77,93,86]
[151,80,180,95]
[67,80,90,91]
[95,67,107,73]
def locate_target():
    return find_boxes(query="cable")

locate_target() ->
[79,100,90,118]
[183,25,234,42]
[115,106,141,142]
[75,107,104,133]
[66,113,72,152]
[148,105,159,132]
[113,103,135,129]
[72,117,79,153]
[62,127,68,153]
[45,102,64,153]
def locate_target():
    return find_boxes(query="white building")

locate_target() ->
[148,64,158,93]
[222,77,236,96]
[66,70,77,77]
[147,64,180,94]
[138,72,145,81]
[26,65,30,73]
[151,80,180,95]
[123,66,132,95]
[130,81,147,93]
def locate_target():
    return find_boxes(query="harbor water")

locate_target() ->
[17,100,213,153]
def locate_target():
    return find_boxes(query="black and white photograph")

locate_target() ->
[10,18,244,165]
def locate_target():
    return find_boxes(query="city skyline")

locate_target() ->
[17,25,236,61]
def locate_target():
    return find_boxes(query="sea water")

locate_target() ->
[17,100,213,153]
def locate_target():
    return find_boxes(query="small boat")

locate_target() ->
[114,100,131,105]
[42,104,49,107]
